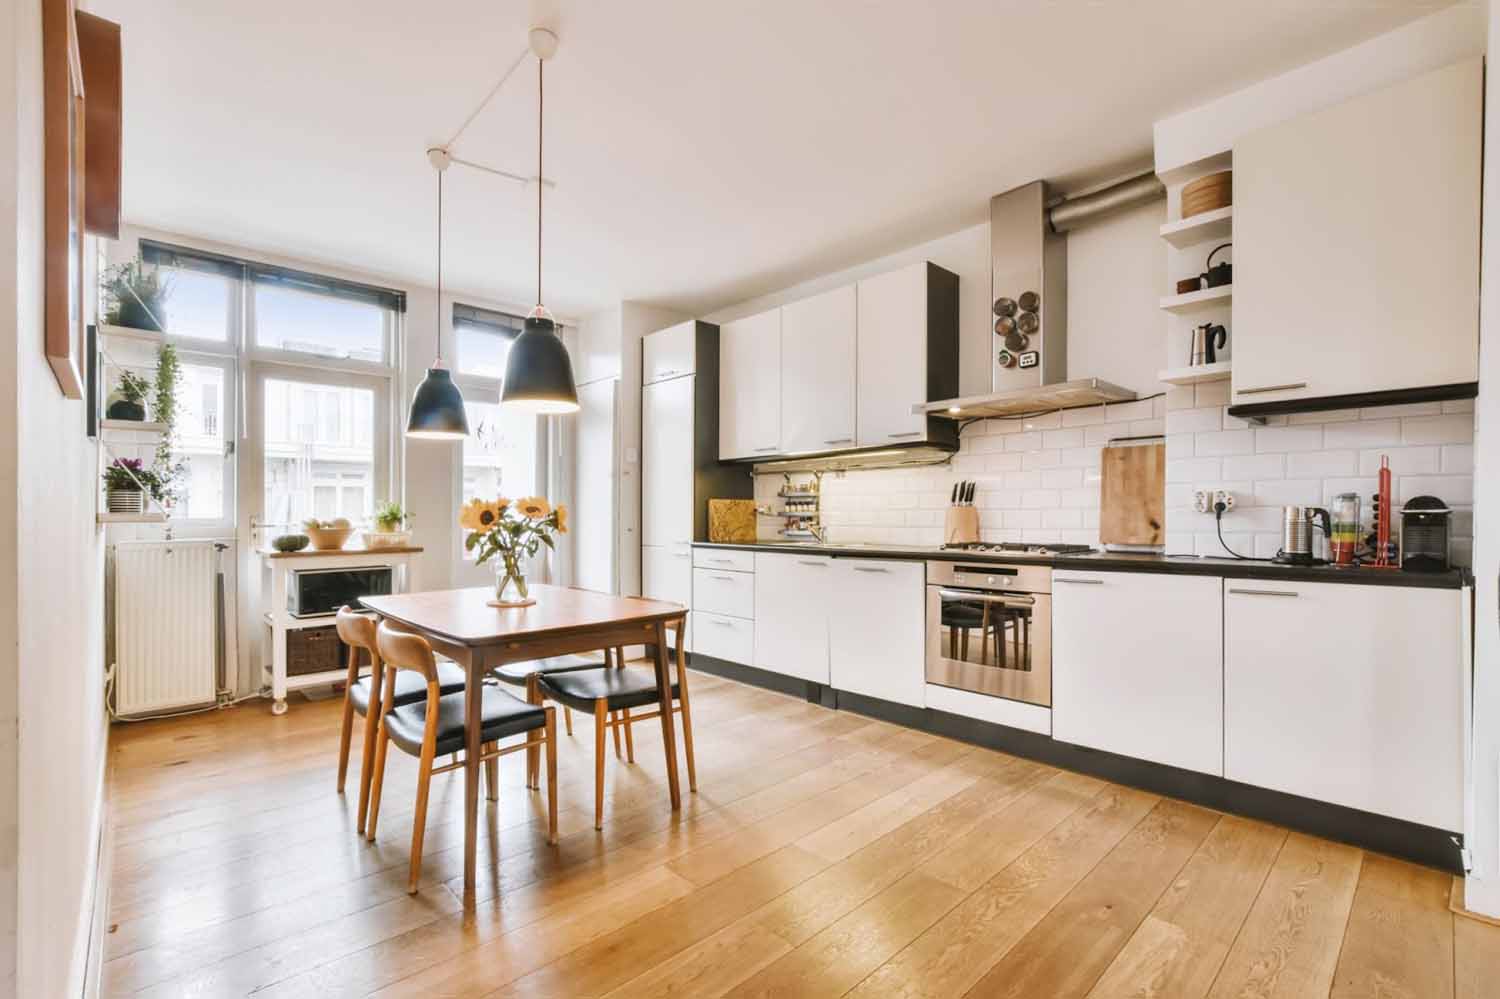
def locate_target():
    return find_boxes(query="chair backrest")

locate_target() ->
[335,606,378,685]
[375,620,439,685]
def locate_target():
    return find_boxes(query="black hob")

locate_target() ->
[939,542,1096,557]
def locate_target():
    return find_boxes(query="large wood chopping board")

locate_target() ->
[1100,440,1165,547]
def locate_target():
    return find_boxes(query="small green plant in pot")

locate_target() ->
[102,257,171,332]
[372,500,408,532]
[106,370,151,421]
[102,458,164,515]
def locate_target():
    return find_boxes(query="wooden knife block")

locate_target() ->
[943,507,980,546]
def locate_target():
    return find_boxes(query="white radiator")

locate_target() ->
[113,541,219,716]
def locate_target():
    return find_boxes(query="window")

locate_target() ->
[254,283,388,362]
[454,304,522,380]
[461,399,537,502]
[262,378,377,528]
[140,243,238,342]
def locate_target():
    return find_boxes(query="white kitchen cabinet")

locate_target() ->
[692,611,753,666]
[693,567,754,620]
[641,542,692,647]
[829,559,925,707]
[1052,571,1223,776]
[718,308,781,460]
[753,552,831,683]
[641,376,693,547]
[1232,58,1481,406]
[643,320,696,385]
[1224,581,1463,830]
[780,286,856,454]
[856,263,930,446]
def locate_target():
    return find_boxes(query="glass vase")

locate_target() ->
[489,554,535,608]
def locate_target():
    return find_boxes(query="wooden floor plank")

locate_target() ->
[1329,853,1455,999]
[844,784,1160,998]
[965,799,1221,999]
[1082,814,1286,998]
[1455,912,1500,999]
[1204,832,1362,999]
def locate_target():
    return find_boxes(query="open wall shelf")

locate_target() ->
[1157,361,1232,386]
[1160,206,1233,248]
[1160,284,1232,314]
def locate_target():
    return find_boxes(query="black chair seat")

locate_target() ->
[383,685,547,757]
[538,667,679,714]
[491,653,607,687]
[350,659,466,715]
[941,604,985,628]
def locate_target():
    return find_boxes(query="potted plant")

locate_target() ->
[102,257,171,332]
[372,500,408,533]
[151,343,185,508]
[102,459,163,515]
[106,370,151,421]
[460,495,568,607]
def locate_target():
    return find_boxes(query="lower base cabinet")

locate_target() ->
[829,559,925,707]
[1224,580,1463,831]
[641,542,692,650]
[753,553,832,683]
[1053,571,1223,776]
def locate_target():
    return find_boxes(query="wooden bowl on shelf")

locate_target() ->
[304,525,355,550]
[1181,170,1232,219]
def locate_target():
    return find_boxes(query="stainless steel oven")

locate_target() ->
[925,560,1051,706]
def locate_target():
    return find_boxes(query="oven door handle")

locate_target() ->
[936,589,1036,608]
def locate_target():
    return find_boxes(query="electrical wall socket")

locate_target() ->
[1214,490,1236,511]
[1193,490,1212,514]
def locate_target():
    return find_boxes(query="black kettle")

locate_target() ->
[1201,243,1232,288]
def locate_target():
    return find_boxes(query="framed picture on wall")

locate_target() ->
[43,0,85,400]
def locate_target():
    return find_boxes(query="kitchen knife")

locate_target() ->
[951,483,958,505]
[967,481,976,505]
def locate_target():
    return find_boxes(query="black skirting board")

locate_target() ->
[686,653,1463,875]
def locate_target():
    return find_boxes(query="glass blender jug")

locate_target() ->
[1330,492,1360,565]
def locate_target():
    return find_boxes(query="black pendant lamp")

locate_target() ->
[406,149,470,439]
[501,30,579,415]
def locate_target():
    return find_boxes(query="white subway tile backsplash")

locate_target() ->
[1168,458,1222,483]
[1005,431,1044,452]
[1166,407,1224,434]
[1443,399,1475,414]
[1058,447,1102,469]
[1290,408,1360,424]
[1004,470,1042,490]
[1401,414,1474,445]
[1084,425,1116,446]
[1003,509,1042,529]
[1323,419,1401,448]
[1021,490,1061,509]
[1129,419,1166,436]
[1195,430,1256,456]
[1061,405,1109,427]
[1398,475,1473,505]
[1357,447,1439,476]
[1362,402,1442,419]
[1020,412,1062,432]
[1253,425,1324,453]
[1221,453,1285,480]
[1042,428,1084,450]
[1284,450,1357,478]
[1021,450,1063,470]
[1060,487,1099,508]
[1104,399,1155,423]
[984,453,1024,473]
[1252,479,1324,507]
[1194,381,1230,407]
[1165,386,1196,410]
[1041,467,1084,489]
[1442,444,1474,473]
[1042,509,1082,529]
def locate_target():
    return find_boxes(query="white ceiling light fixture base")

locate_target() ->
[529,26,558,61]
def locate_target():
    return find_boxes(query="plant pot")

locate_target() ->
[116,298,165,332]
[106,399,146,421]
[106,489,144,514]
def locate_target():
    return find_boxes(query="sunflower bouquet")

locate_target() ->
[459,495,568,606]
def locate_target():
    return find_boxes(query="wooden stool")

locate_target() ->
[366,621,557,893]
[537,618,696,829]
[333,607,464,834]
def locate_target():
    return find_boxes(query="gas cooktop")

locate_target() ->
[939,542,1096,557]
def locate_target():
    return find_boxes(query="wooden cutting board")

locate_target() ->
[708,499,757,543]
[1099,441,1165,547]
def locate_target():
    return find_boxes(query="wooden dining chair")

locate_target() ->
[536,616,696,830]
[365,620,557,893]
[334,607,466,834]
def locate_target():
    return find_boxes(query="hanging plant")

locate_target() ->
[151,343,186,507]
[101,257,171,331]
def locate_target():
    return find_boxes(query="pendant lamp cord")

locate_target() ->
[435,167,444,362]
[536,55,543,308]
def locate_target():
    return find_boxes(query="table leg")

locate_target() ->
[462,648,481,908]
[652,621,681,810]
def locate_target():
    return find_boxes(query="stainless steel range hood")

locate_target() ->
[926,173,1162,420]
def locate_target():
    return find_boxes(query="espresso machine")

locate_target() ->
[1272,505,1331,565]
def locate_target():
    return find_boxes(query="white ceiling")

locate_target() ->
[91,0,1447,319]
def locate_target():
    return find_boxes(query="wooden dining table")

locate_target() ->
[359,584,688,907]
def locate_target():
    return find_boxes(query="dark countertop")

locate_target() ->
[691,541,1470,590]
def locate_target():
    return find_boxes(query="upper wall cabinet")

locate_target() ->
[1231,59,1481,409]
[718,308,782,460]
[643,320,696,385]
[781,286,856,453]
[857,261,959,447]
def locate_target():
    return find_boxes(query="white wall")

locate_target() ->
[1463,0,1500,922]
[2,1,111,994]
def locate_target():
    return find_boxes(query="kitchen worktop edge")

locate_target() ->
[690,541,1468,589]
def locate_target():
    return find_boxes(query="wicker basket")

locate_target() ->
[361,529,412,550]
[1181,170,1232,219]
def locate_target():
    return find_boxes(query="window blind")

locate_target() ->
[452,303,524,340]
[140,239,406,313]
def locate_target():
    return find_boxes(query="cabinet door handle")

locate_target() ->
[753,446,779,453]
[1228,588,1299,597]
[1236,382,1307,396]
[707,557,734,563]
[1054,577,1103,585]
[797,560,828,567]
[708,574,734,581]
[852,566,889,573]
[710,618,734,627]
[887,431,922,439]
[671,552,691,559]
[824,438,854,446]
[656,367,682,378]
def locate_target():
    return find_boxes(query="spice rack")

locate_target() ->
[760,472,823,541]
